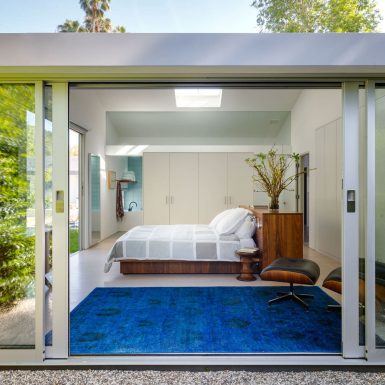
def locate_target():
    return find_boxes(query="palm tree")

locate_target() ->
[113,25,126,33]
[80,0,111,32]
[57,0,125,33]
[57,20,87,33]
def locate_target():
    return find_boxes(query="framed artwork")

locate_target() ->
[108,170,116,190]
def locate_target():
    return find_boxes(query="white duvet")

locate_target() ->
[104,224,255,273]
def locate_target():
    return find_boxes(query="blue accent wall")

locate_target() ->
[124,157,142,211]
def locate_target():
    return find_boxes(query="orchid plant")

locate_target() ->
[245,147,301,210]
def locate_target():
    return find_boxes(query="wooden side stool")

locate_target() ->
[236,248,260,281]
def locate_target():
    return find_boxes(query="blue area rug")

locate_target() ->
[68,286,341,355]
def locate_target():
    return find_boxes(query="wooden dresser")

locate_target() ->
[241,206,304,269]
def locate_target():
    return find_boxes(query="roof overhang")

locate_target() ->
[1,33,385,80]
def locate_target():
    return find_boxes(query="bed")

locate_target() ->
[104,208,257,274]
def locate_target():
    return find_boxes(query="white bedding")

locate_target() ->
[104,224,256,273]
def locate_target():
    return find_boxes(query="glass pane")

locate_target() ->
[44,85,53,346]
[89,154,100,245]
[69,130,80,254]
[0,84,36,348]
[375,87,385,347]
[359,88,366,345]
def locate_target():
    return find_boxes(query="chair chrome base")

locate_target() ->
[268,282,314,310]
[327,304,341,312]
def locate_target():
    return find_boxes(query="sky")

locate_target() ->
[0,0,385,33]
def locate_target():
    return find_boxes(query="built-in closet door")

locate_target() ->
[169,153,198,224]
[227,152,254,208]
[198,153,228,224]
[143,153,170,225]
[314,120,342,259]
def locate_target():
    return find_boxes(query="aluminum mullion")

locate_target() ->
[365,81,377,359]
[49,83,69,358]
[342,82,362,358]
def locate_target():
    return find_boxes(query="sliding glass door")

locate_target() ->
[0,82,45,362]
[364,81,385,361]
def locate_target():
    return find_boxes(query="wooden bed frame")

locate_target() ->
[120,260,242,274]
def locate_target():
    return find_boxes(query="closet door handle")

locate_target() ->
[166,196,168,204]
[229,196,232,205]
[171,196,174,204]
[225,196,227,205]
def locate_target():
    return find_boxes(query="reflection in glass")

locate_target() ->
[69,130,80,253]
[44,85,53,346]
[375,88,385,347]
[89,154,101,246]
[359,88,366,346]
[0,84,36,348]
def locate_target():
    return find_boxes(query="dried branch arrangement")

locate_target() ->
[245,148,301,210]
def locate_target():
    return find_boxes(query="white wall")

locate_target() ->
[70,91,121,248]
[291,89,342,257]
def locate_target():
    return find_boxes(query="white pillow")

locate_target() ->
[209,209,233,228]
[215,208,249,235]
[236,215,257,239]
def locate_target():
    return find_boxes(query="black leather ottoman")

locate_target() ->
[260,257,320,310]
[322,267,342,311]
[323,262,385,311]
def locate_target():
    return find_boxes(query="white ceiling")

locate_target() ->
[70,88,300,153]
[78,88,302,112]
[107,111,290,146]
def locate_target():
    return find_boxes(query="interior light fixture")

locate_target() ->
[175,88,222,108]
[127,145,149,156]
[105,145,134,156]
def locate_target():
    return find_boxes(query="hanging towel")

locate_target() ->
[116,181,124,221]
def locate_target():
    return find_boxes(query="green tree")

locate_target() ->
[57,0,126,33]
[251,0,381,32]
[57,20,87,33]
[0,85,35,307]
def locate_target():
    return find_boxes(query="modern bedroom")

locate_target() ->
[53,84,350,355]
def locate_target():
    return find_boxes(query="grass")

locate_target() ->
[70,228,79,254]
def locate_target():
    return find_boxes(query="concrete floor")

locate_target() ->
[69,232,342,310]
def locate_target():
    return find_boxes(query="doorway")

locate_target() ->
[43,81,364,360]
[69,128,84,254]
[301,153,310,245]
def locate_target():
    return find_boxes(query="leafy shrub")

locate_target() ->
[0,84,35,307]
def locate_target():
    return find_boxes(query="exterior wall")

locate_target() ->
[0,33,383,365]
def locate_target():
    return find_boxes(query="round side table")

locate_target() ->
[236,249,260,281]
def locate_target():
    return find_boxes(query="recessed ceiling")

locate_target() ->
[107,111,290,146]
[72,88,301,112]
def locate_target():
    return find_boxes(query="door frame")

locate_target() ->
[0,78,374,364]
[52,81,364,361]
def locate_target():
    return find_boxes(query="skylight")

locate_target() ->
[175,89,222,108]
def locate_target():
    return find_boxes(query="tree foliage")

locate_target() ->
[57,0,126,33]
[0,85,35,307]
[251,0,381,32]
